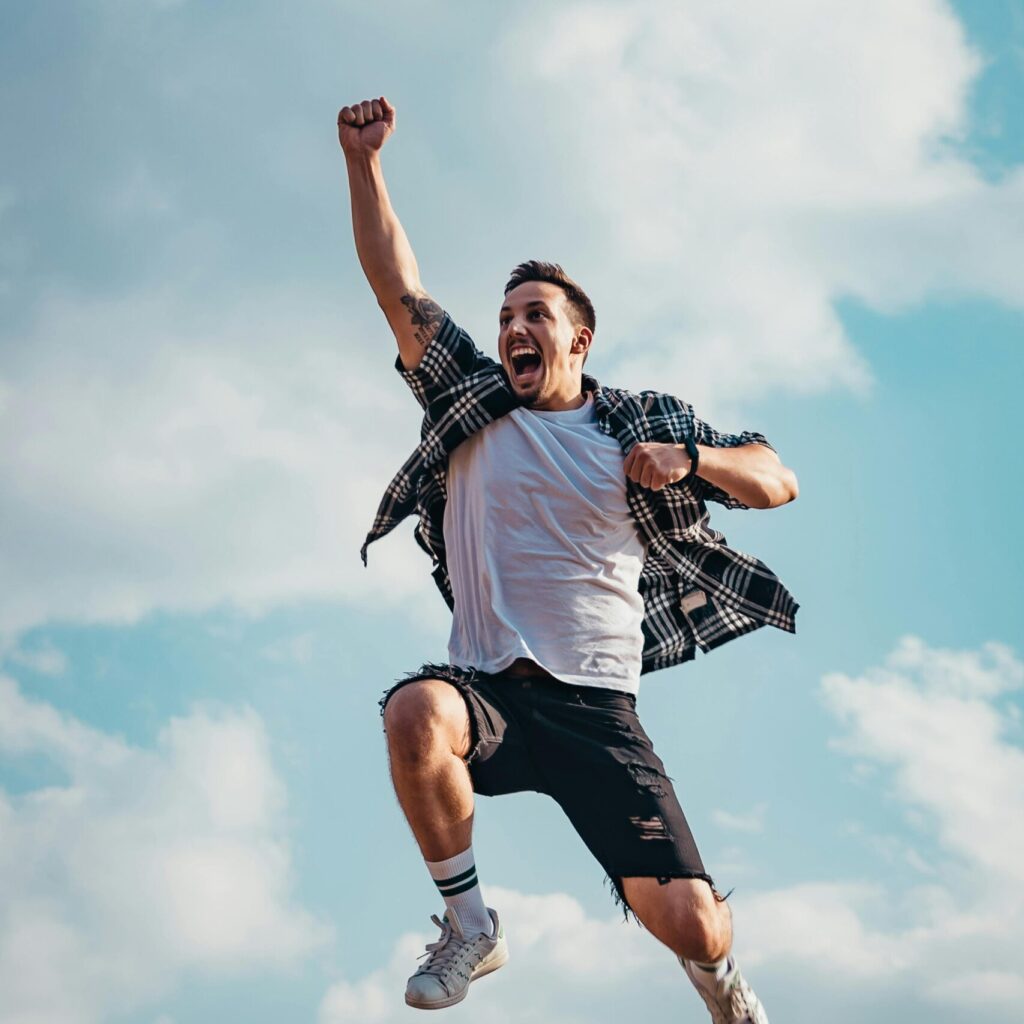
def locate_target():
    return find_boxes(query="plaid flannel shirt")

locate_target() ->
[360,311,799,675]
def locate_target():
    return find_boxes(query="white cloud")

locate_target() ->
[929,970,1024,1007]
[822,635,1024,883]
[712,801,767,833]
[0,286,446,642]
[4,638,67,676]
[261,630,316,665]
[841,820,938,876]
[0,674,332,1024]
[739,881,912,977]
[318,885,682,1024]
[737,635,1024,1014]
[493,0,1024,420]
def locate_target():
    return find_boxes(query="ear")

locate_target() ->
[572,327,593,359]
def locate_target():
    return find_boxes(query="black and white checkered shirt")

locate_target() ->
[361,312,799,675]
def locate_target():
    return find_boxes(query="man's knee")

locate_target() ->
[683,891,731,961]
[622,876,732,961]
[382,679,472,760]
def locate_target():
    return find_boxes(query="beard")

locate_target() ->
[516,382,546,407]
[510,367,546,406]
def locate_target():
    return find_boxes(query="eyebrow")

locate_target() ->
[498,299,552,315]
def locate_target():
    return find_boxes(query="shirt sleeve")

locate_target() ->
[691,411,776,510]
[394,311,500,410]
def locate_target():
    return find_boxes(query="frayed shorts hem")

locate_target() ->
[603,871,731,928]
[378,662,489,765]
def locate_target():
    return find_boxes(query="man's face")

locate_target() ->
[498,281,591,409]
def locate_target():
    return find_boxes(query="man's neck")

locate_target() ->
[531,393,587,412]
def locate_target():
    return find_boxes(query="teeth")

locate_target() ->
[510,345,537,358]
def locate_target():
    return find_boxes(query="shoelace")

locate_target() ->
[414,914,481,979]
[722,968,764,1022]
[727,983,764,1022]
[690,962,765,1024]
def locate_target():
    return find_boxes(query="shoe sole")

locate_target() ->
[404,946,509,1010]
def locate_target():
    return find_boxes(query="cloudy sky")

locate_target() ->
[1,1,1022,1022]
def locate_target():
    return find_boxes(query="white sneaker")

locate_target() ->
[680,955,769,1024]
[405,906,508,1010]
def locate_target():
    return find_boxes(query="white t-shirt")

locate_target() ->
[443,392,647,695]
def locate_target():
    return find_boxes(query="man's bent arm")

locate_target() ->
[624,438,798,507]
[340,98,442,371]
[692,443,799,509]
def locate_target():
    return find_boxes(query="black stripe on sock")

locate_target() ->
[439,875,479,897]
[436,873,477,896]
[433,865,476,892]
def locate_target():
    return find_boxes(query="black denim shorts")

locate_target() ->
[378,661,719,924]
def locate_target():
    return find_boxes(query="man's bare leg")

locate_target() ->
[383,679,507,1006]
[382,678,476,860]
[622,876,769,1022]
[620,877,732,962]
[382,678,495,936]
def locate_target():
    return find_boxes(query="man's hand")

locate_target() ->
[623,442,692,491]
[626,440,798,507]
[338,96,395,156]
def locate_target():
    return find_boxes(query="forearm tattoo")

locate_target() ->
[400,293,444,348]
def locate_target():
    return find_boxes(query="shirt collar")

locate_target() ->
[583,372,622,421]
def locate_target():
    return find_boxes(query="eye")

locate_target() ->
[499,310,546,326]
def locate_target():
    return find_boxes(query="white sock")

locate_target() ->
[425,846,493,938]
[686,954,733,992]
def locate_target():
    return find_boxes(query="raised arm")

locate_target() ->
[338,96,442,371]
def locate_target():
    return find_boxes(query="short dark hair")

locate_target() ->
[503,260,596,365]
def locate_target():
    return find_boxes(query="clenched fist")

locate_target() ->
[338,96,395,156]
[623,442,694,491]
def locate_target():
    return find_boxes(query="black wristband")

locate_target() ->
[682,435,699,482]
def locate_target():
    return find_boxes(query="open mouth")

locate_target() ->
[510,349,543,385]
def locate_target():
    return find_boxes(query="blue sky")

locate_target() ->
[1,2,1022,1022]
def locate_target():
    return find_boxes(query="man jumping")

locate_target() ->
[339,95,800,1022]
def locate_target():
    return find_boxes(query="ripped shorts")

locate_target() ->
[378,661,720,924]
